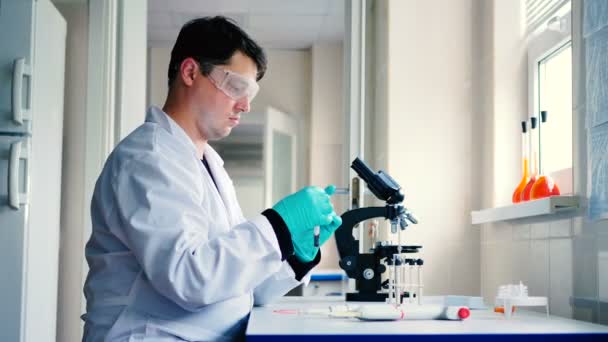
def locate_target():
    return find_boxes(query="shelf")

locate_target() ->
[471,196,580,225]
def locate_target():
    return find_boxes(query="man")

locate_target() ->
[82,16,342,341]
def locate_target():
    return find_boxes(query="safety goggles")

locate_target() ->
[208,67,259,102]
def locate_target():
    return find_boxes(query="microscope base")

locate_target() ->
[346,292,416,302]
[346,292,388,302]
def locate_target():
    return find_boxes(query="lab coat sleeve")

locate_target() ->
[110,151,285,312]
[252,252,320,306]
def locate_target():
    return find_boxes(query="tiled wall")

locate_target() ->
[481,0,608,325]
[481,217,608,323]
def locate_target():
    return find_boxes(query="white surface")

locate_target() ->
[471,196,580,224]
[247,297,608,335]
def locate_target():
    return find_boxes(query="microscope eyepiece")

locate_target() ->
[351,157,404,204]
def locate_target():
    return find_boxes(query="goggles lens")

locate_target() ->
[209,67,259,102]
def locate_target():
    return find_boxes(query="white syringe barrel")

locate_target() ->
[402,305,469,320]
[358,305,470,321]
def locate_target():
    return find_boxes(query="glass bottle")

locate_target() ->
[512,121,528,203]
[521,117,538,201]
[531,111,560,199]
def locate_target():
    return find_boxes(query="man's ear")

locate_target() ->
[180,58,199,87]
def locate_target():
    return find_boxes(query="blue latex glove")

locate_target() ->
[273,185,343,262]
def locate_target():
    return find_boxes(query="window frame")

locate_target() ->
[527,8,573,192]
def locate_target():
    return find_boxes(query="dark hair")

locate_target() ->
[167,16,267,87]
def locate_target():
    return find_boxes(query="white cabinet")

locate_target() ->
[0,1,66,341]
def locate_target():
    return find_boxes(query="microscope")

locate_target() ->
[335,158,422,302]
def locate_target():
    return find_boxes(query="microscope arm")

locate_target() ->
[334,206,404,260]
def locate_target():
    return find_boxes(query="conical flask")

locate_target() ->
[531,111,560,199]
[512,121,529,203]
[521,117,538,201]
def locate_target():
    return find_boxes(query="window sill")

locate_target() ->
[471,195,580,225]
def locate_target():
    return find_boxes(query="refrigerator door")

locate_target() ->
[22,0,66,341]
[0,135,30,342]
[0,0,34,134]
[0,1,65,341]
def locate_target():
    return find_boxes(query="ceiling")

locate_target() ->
[148,0,345,50]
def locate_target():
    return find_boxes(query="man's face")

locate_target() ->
[192,51,258,141]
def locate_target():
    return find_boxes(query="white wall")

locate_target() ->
[115,0,147,140]
[310,42,344,269]
[252,49,312,188]
[147,46,170,108]
[376,0,480,296]
[54,2,88,341]
[369,0,388,172]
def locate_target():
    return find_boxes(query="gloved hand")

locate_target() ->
[273,185,343,262]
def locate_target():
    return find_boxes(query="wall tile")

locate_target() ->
[572,217,584,237]
[584,0,608,38]
[531,222,550,239]
[512,223,531,240]
[599,301,608,325]
[588,123,608,219]
[529,240,550,297]
[572,298,599,323]
[573,236,598,299]
[482,222,513,243]
[585,27,608,128]
[549,239,574,318]
[550,219,572,238]
[512,240,531,285]
[574,217,607,237]
[481,242,513,303]
[597,235,608,300]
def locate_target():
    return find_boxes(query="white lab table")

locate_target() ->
[245,296,608,341]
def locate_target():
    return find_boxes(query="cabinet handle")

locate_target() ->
[8,141,22,210]
[12,58,31,125]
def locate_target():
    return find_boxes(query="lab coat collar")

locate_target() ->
[203,143,224,166]
[145,106,202,161]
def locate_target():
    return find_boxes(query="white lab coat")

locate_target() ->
[82,106,307,341]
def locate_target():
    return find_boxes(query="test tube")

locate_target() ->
[417,259,424,305]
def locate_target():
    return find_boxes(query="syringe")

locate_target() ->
[355,304,470,321]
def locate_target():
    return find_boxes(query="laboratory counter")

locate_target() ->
[245,296,608,341]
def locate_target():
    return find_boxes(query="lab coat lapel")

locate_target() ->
[203,145,245,226]
[146,106,245,227]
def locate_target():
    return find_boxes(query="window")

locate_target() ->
[538,42,572,182]
[527,1,572,193]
